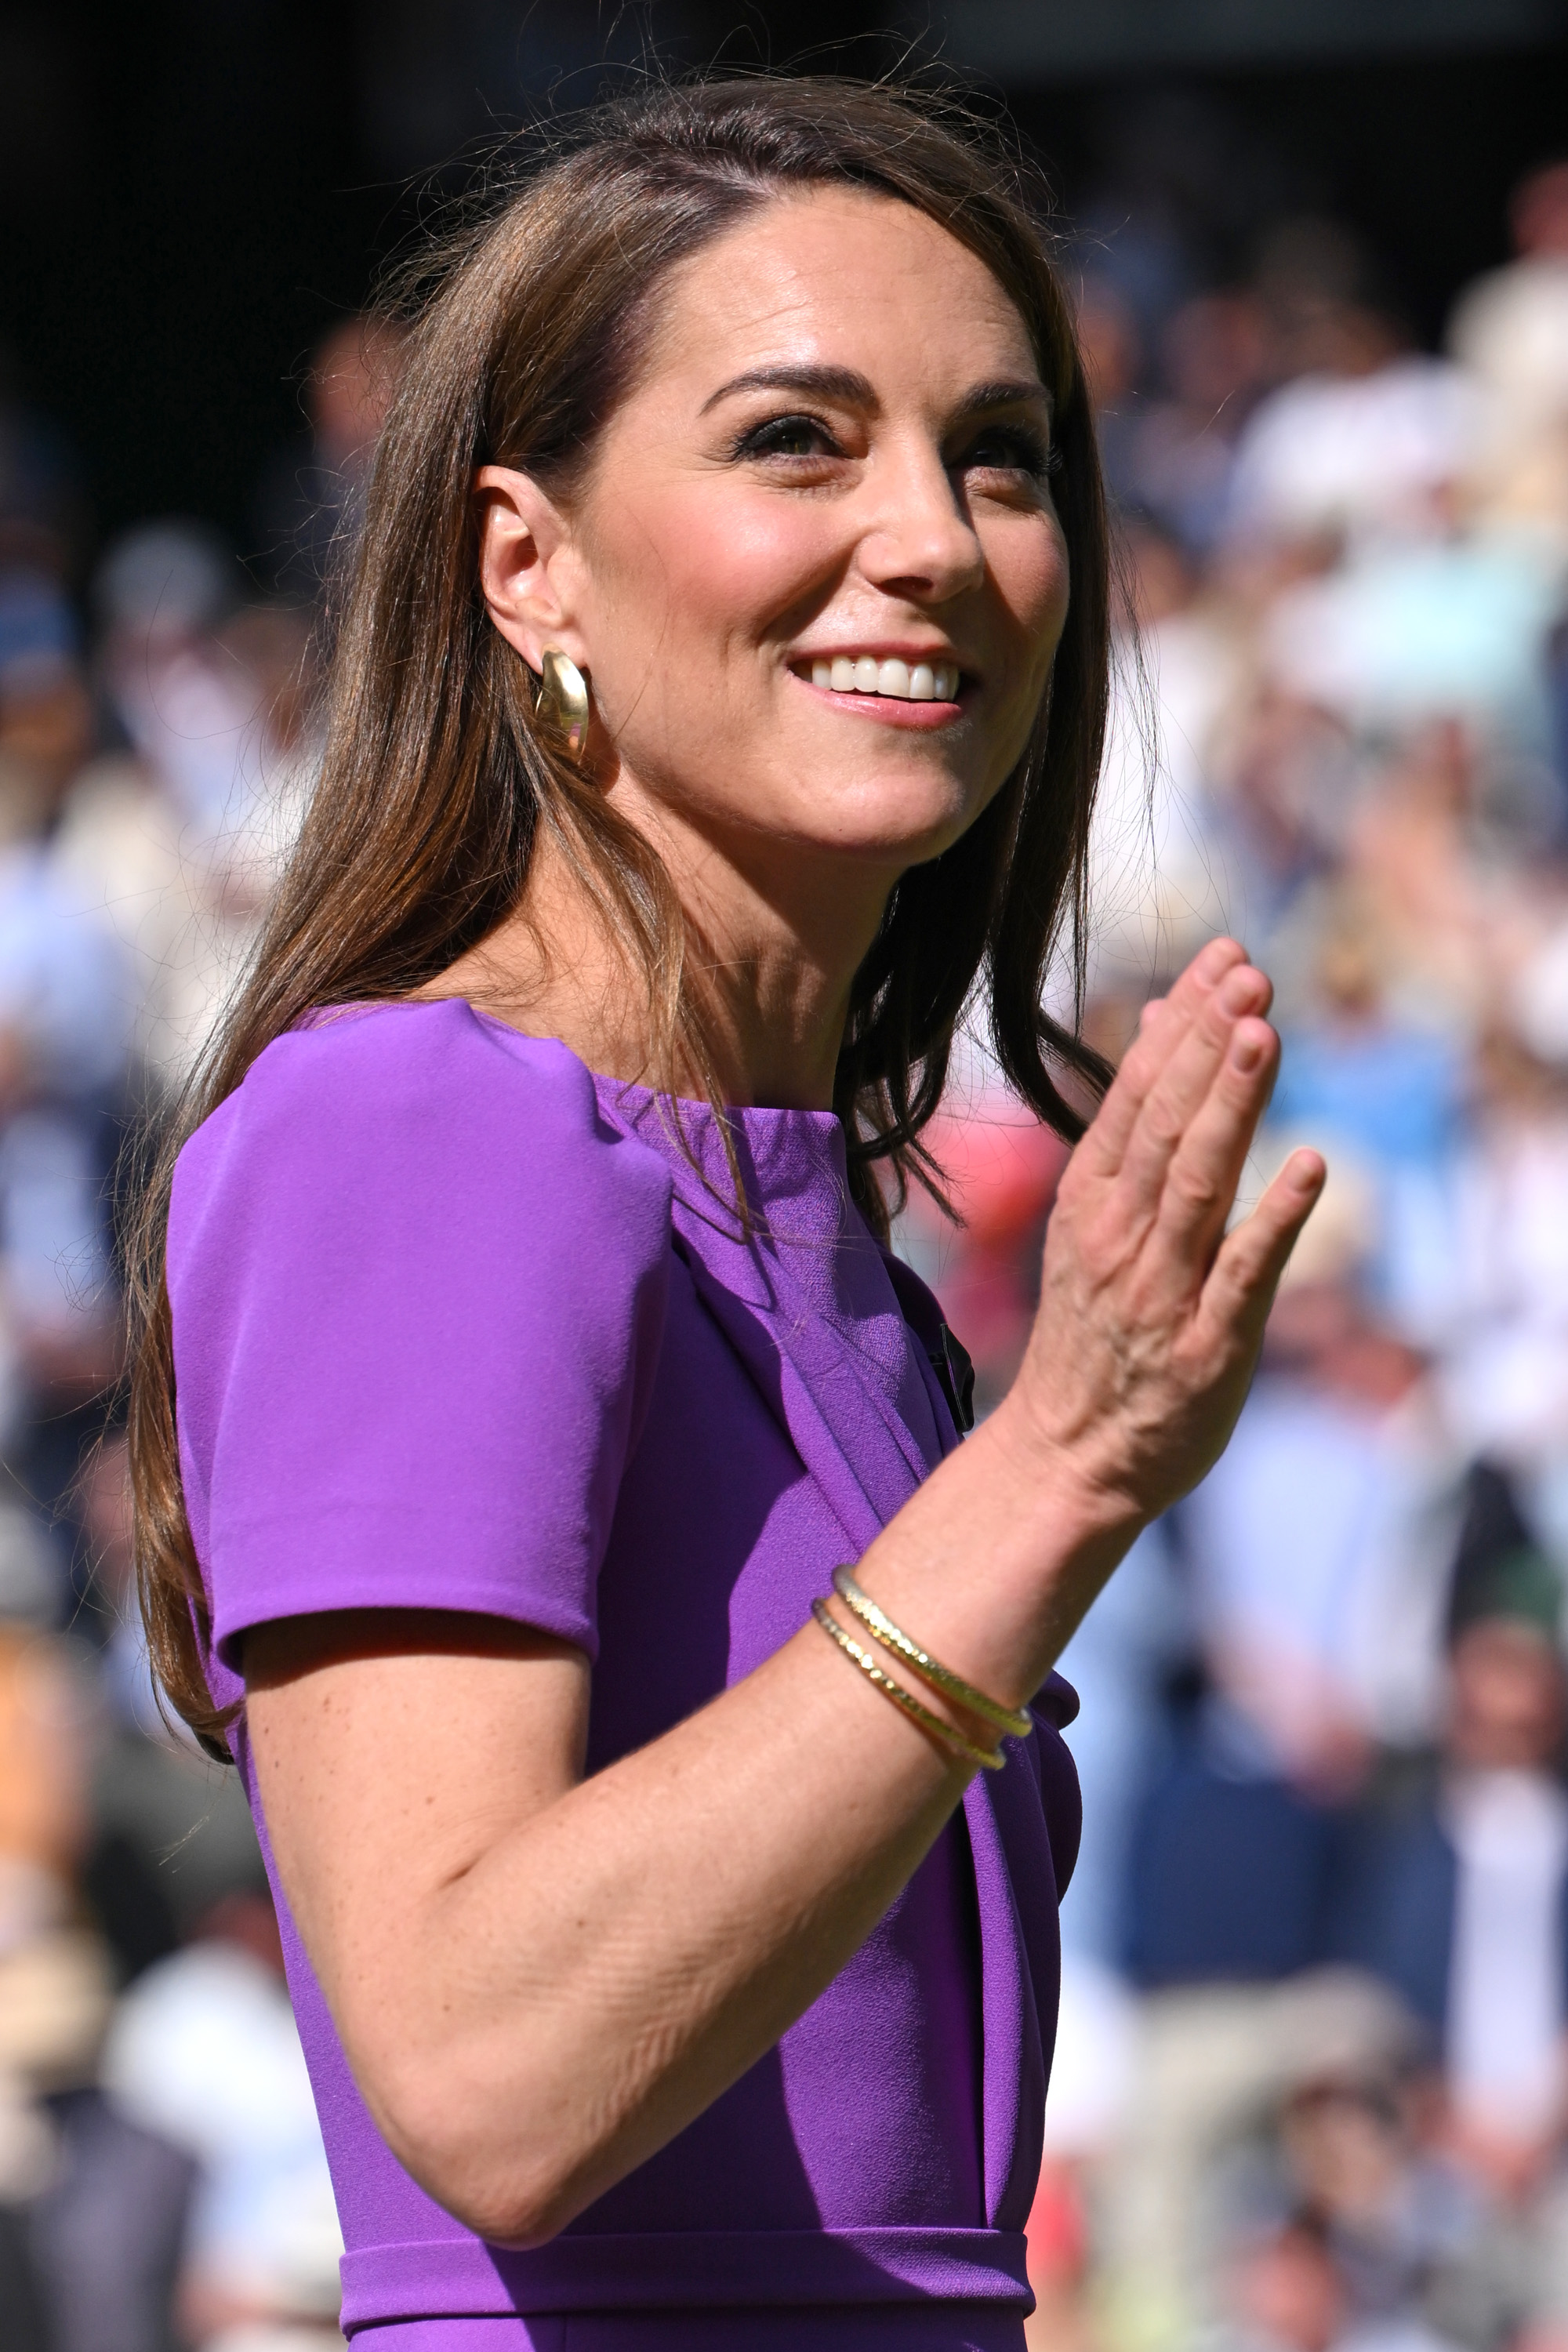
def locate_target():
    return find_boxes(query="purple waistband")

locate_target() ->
[339,2227,1033,2328]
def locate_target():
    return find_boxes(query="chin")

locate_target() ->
[808,779,985,866]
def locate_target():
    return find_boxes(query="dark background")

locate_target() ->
[5,2,1567,566]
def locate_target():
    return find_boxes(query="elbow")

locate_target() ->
[372,2053,592,2252]
[447,2172,587,2256]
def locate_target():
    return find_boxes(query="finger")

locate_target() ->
[1149,1013,1281,1268]
[1078,938,1248,1177]
[1196,1149,1327,1352]
[1113,960,1273,1216]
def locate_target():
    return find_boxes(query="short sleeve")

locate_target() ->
[168,1003,672,1679]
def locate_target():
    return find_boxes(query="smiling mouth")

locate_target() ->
[803,655,964,703]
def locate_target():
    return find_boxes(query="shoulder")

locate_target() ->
[167,1005,673,1671]
[172,1000,673,1258]
[168,1003,676,1375]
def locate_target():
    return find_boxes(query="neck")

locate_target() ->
[426,807,895,1111]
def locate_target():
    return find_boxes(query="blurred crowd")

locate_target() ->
[898,157,1568,2352]
[0,317,401,2347]
[7,128,1568,2352]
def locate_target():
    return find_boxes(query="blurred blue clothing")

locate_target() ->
[0,568,79,677]
[1335,1795,1461,2040]
[1124,1737,1356,1987]
[29,2087,194,2352]
[1056,1521,1190,1965]
[1272,1022,1465,1171]
[1333,1776,1568,2060]
[0,1109,116,1330]
[1181,1376,1427,1742]
[0,844,132,1100]
[1268,1023,1467,1334]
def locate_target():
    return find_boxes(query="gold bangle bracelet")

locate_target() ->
[831,1566,1034,1742]
[811,1599,1006,1772]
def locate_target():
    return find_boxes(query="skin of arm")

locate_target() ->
[246,941,1323,2248]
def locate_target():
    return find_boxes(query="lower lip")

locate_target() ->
[791,673,967,730]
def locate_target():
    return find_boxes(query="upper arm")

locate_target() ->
[245,1610,591,2043]
[167,1004,673,1687]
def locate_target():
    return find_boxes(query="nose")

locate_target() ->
[856,434,985,607]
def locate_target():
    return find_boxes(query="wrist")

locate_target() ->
[927,1398,1146,1701]
[983,1386,1150,1558]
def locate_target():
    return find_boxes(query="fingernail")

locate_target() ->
[1231,1032,1264,1073]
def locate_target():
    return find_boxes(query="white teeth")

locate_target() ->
[810,655,963,700]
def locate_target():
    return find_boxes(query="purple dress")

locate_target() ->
[168,1001,1081,2350]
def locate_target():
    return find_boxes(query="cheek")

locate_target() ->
[991,514,1071,677]
[595,485,832,680]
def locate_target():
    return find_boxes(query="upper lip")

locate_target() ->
[792,643,976,680]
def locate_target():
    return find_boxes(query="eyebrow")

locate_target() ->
[700,364,875,414]
[699,365,1053,419]
[964,376,1054,418]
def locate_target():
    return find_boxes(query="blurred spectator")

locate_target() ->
[1263,550,1557,760]
[1127,291,1272,557]
[1439,1018,1568,1507]
[1227,352,1480,555]
[1057,1520,1190,1969]
[1123,1168,1456,1993]
[1086,517,1240,1002]
[103,1890,343,2348]
[78,1428,273,1984]
[0,1613,196,2351]
[1095,1971,1421,2347]
[1450,162,1568,555]
[1451,161,1568,417]
[1210,2070,1480,2352]
[1226,220,1479,553]
[1337,1525,1568,2193]
[1268,902,1466,1336]
[59,524,314,1087]
[0,568,132,1494]
[1076,275,1147,516]
[255,312,408,606]
[1203,684,1356,956]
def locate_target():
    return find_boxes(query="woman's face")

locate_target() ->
[494,189,1071,903]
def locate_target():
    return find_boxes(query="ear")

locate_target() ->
[472,465,590,676]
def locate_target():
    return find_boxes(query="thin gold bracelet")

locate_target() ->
[831,1566,1034,1742]
[811,1599,1007,1772]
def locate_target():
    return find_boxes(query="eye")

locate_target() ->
[731,412,840,462]
[958,424,1058,481]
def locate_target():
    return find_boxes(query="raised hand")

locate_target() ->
[1015,936,1324,1527]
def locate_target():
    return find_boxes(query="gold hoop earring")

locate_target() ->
[538,646,591,762]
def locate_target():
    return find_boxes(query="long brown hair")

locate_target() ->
[129,73,1114,1750]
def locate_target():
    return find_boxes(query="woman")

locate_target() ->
[131,78,1323,2352]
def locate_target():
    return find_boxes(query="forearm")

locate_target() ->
[270,1407,1131,2245]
